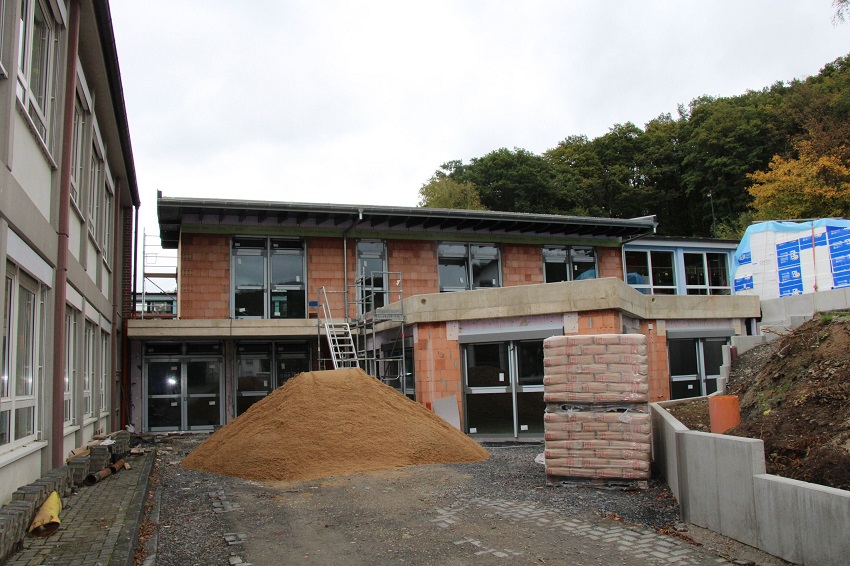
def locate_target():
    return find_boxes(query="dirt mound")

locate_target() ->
[726,313,850,490]
[182,369,489,482]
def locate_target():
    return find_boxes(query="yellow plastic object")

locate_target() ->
[29,491,62,537]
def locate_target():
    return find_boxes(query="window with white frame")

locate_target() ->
[101,177,114,261]
[684,252,731,295]
[438,243,501,292]
[0,0,8,78]
[70,92,87,206]
[83,320,95,419]
[63,307,77,426]
[543,246,597,282]
[624,250,676,294]
[16,0,59,147]
[87,139,103,241]
[0,264,44,449]
[99,330,108,416]
[232,238,306,319]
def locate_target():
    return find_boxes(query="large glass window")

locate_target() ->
[83,320,95,418]
[625,250,676,294]
[543,246,597,282]
[70,92,87,207]
[0,265,43,449]
[63,307,77,426]
[232,238,305,319]
[100,330,109,416]
[357,240,386,313]
[684,252,731,295]
[438,243,501,292]
[16,0,58,147]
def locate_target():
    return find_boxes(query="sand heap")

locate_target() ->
[182,368,489,482]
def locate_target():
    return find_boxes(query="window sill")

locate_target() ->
[15,97,56,170]
[63,424,81,437]
[0,439,48,468]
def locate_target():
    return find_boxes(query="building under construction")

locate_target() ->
[125,194,759,437]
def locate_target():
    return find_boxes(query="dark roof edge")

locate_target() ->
[92,1,140,207]
[157,195,659,229]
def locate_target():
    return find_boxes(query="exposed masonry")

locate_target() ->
[434,497,729,565]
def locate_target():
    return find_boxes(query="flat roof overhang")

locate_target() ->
[157,195,657,249]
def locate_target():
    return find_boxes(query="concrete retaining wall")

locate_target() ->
[651,401,850,565]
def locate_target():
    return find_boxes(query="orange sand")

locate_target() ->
[181,369,489,482]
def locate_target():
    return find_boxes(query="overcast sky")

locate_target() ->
[109,1,850,239]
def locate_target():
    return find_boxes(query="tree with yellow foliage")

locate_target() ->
[748,139,850,220]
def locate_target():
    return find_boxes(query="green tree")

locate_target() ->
[461,148,557,214]
[418,174,483,209]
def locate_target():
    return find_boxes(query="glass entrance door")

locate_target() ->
[463,340,545,437]
[146,359,223,431]
[669,337,727,399]
[147,360,182,430]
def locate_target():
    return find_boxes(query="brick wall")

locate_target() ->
[413,322,463,418]
[597,247,623,279]
[640,320,669,401]
[577,310,622,335]
[388,240,438,297]
[121,206,133,317]
[502,244,544,286]
[179,234,230,319]
[307,237,350,316]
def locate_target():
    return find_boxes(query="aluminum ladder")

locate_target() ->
[319,287,359,369]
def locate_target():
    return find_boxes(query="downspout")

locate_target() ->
[124,204,139,429]
[52,0,80,469]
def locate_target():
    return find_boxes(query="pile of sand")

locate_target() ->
[181,369,489,482]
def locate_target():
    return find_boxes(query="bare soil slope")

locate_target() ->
[182,368,489,482]
[724,314,850,490]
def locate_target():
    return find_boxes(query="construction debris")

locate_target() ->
[182,369,489,482]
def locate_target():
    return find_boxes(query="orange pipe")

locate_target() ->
[709,395,741,434]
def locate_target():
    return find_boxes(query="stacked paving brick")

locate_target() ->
[0,430,132,562]
[542,334,651,485]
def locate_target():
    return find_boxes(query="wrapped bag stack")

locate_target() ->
[542,334,651,486]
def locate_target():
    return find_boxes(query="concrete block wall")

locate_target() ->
[179,233,230,319]
[502,244,544,287]
[651,401,850,565]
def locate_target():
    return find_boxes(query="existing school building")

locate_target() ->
[126,195,760,438]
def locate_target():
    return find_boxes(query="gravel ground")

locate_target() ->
[136,434,788,566]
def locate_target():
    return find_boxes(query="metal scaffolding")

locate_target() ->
[317,271,409,395]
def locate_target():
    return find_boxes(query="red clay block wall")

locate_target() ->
[413,322,463,419]
[577,310,621,335]
[502,244,544,286]
[597,248,624,279]
[307,237,351,316]
[388,240,439,297]
[179,234,230,319]
[640,320,670,401]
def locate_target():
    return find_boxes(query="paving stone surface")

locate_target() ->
[5,451,154,566]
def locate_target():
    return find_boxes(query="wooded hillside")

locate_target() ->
[419,54,850,237]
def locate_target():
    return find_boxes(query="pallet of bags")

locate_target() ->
[543,408,651,484]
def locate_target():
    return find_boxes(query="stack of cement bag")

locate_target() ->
[542,334,651,483]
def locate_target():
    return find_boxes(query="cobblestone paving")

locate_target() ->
[434,497,730,565]
[5,452,154,566]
